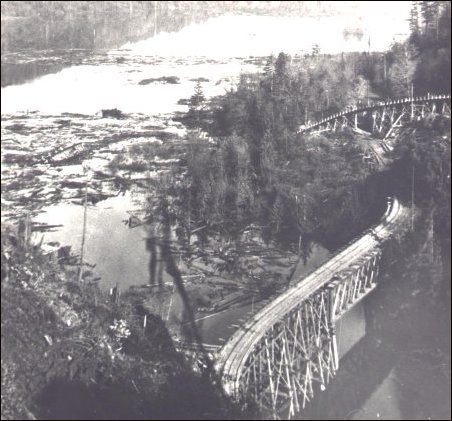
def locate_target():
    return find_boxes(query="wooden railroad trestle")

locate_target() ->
[228,251,382,419]
[215,173,408,419]
[299,94,451,138]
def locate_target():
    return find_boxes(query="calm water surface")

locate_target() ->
[3,12,446,421]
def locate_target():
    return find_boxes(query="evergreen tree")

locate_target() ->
[261,54,275,94]
[189,81,205,108]
[187,81,206,129]
[263,54,275,78]
[420,1,440,37]
[311,44,321,56]
[273,52,291,98]
[408,1,450,94]
[409,1,420,35]
[388,42,416,97]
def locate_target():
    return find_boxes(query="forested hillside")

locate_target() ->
[1,1,208,51]
[170,0,450,257]
[1,1,372,52]
[1,2,450,420]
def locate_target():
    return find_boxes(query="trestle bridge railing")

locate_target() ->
[215,197,409,419]
[299,94,450,138]
[179,95,448,418]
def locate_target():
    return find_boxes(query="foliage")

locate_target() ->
[190,81,206,107]
[1,223,234,420]
[1,1,374,52]
[155,54,386,253]
[0,1,215,51]
[163,2,451,253]
[184,81,208,129]
[337,2,450,99]
[389,115,451,278]
[408,1,451,94]
[386,42,417,97]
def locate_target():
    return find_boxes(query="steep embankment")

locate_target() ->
[0,223,234,420]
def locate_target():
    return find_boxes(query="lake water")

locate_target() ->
[2,14,339,359]
[3,11,447,421]
[33,190,151,291]
[4,13,369,292]
[1,11,410,113]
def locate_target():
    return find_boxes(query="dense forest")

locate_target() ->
[1,1,209,51]
[1,1,370,52]
[408,0,451,94]
[1,1,450,420]
[170,52,384,255]
[167,0,450,261]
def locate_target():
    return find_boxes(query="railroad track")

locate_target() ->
[216,197,409,394]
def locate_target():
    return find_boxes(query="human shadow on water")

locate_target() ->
[146,203,218,373]
[146,235,164,289]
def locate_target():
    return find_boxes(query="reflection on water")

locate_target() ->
[336,303,367,359]
[3,10,445,420]
[34,191,150,290]
[295,332,396,420]
[353,368,403,420]
[123,13,409,57]
[290,243,332,284]
[294,265,451,420]
[163,240,331,346]
[2,10,410,113]
[1,2,213,86]
[1,60,65,88]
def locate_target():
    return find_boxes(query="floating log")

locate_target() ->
[101,108,124,119]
